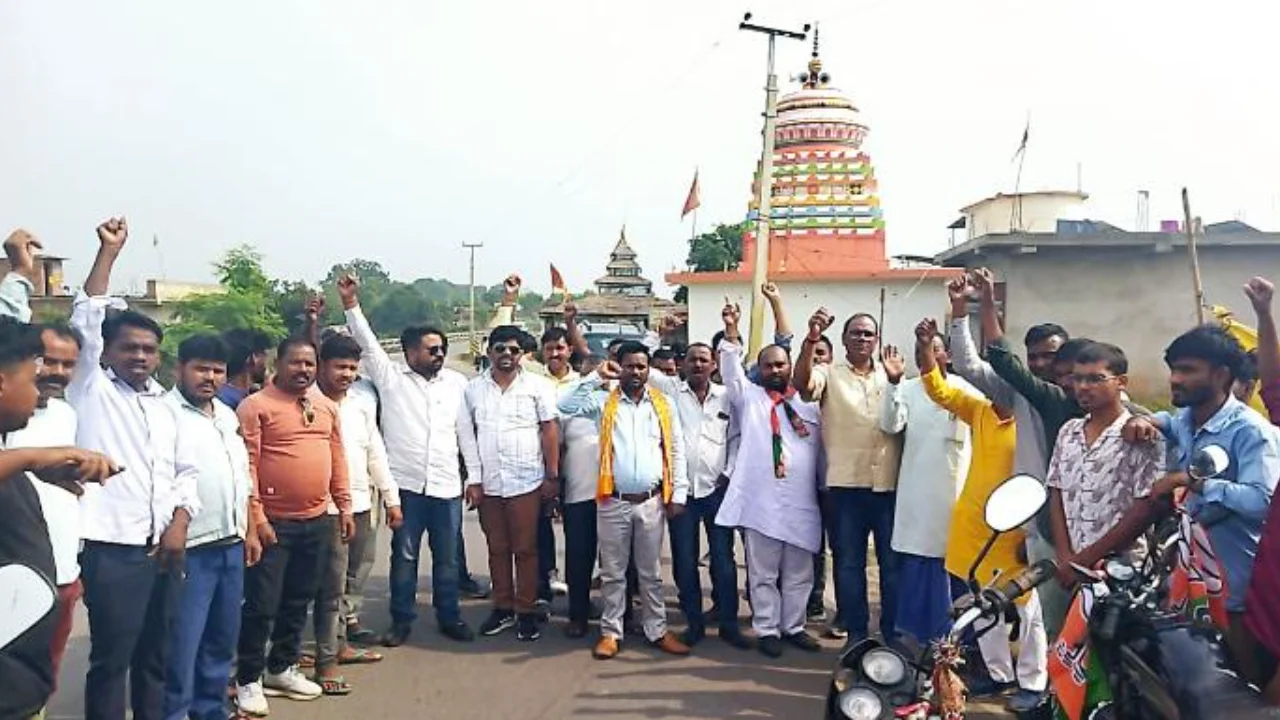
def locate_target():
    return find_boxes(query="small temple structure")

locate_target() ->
[666,26,959,351]
[540,227,683,331]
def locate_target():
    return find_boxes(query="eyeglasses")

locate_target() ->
[424,346,447,357]
[1070,373,1120,387]
[298,397,316,427]
[492,345,523,356]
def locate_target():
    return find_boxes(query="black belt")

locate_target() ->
[612,486,661,503]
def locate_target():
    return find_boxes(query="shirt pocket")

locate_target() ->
[500,394,541,432]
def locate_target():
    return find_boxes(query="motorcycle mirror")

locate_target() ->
[984,474,1048,533]
[0,564,56,651]
[1189,444,1230,482]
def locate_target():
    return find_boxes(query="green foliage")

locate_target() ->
[686,222,746,273]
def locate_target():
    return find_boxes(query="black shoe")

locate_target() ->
[439,620,475,642]
[784,631,821,652]
[380,623,412,647]
[516,614,541,641]
[719,629,753,650]
[758,635,784,658]
[806,602,826,622]
[534,598,552,623]
[460,577,492,600]
[479,609,516,636]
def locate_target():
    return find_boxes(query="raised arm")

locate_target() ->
[945,275,1018,405]
[562,299,591,360]
[302,294,323,350]
[794,307,835,401]
[718,301,751,404]
[1,229,42,322]
[762,282,793,345]
[68,220,130,405]
[972,267,1004,346]
[878,345,908,434]
[916,318,984,425]
[487,274,521,329]
[84,218,127,298]
[338,274,398,387]
[1245,278,1280,417]
[557,371,609,419]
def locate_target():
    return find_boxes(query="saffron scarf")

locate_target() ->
[767,387,809,478]
[596,386,675,502]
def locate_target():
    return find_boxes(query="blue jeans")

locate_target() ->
[389,490,462,627]
[669,486,738,639]
[164,541,243,720]
[828,488,900,641]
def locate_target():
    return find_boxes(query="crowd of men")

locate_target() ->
[3,217,1280,720]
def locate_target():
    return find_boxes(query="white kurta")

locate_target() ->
[714,340,822,554]
[879,375,974,558]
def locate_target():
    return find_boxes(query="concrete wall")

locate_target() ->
[955,244,1275,400]
[966,193,1086,240]
[684,275,952,366]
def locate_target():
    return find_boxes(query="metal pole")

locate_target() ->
[463,242,483,357]
[1181,188,1206,325]
[739,13,808,356]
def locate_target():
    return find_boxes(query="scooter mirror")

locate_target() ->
[0,564,55,651]
[1189,444,1230,482]
[984,474,1048,533]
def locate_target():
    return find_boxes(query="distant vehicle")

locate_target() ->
[579,321,646,357]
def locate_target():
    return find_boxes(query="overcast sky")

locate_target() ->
[3,0,1278,295]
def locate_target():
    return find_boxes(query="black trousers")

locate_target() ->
[561,500,597,623]
[81,541,184,720]
[237,515,334,683]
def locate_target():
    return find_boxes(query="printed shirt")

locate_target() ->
[802,360,901,492]
[346,306,472,499]
[1157,396,1280,612]
[1046,411,1164,555]
[881,375,973,558]
[459,370,559,498]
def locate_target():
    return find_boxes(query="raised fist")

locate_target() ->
[95,217,129,251]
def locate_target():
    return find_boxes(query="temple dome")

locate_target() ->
[774,30,868,149]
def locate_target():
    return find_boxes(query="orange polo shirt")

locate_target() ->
[239,384,352,524]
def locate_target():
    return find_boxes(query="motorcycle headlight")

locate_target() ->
[837,687,884,720]
[860,648,907,686]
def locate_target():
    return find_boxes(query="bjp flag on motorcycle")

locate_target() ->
[1166,503,1231,629]
[1049,586,1113,720]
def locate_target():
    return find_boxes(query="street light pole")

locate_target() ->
[739,12,808,357]
[463,242,483,358]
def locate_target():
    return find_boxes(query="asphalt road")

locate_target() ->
[45,510,1010,720]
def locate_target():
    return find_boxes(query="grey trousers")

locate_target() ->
[598,495,667,642]
[341,511,377,626]
[314,520,350,671]
[744,529,813,638]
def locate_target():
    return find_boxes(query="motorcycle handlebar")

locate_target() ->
[994,559,1058,606]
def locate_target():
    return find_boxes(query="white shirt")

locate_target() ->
[8,399,81,585]
[880,376,974,557]
[164,390,253,548]
[650,374,735,500]
[459,370,559,498]
[345,306,470,499]
[334,393,399,514]
[68,292,201,546]
[561,414,601,505]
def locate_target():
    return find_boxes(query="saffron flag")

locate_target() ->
[681,170,701,219]
[1213,305,1269,416]
[550,263,568,299]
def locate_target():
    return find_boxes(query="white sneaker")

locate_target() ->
[263,666,322,701]
[236,682,271,716]
[549,569,569,596]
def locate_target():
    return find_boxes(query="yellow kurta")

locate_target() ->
[921,368,1025,586]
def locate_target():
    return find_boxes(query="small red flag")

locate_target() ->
[681,170,701,219]
[550,263,568,298]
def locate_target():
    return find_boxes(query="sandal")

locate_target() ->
[315,675,353,696]
[298,652,316,669]
[338,647,383,665]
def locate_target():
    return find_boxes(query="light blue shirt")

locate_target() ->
[165,389,252,548]
[0,272,33,322]
[1157,396,1280,611]
[558,372,689,504]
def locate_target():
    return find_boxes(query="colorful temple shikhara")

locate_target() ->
[740,28,889,277]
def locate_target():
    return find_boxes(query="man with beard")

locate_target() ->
[716,303,822,658]
[459,326,561,643]
[648,342,748,650]
[308,334,402,695]
[3,228,87,689]
[0,316,118,720]
[235,337,353,715]
[219,328,272,410]
[558,341,690,660]
[1119,326,1280,680]
[338,275,476,647]
[162,334,258,720]
[794,307,901,645]
[70,218,202,720]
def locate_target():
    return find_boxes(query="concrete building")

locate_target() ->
[935,191,1280,399]
[669,32,960,351]
[541,228,683,334]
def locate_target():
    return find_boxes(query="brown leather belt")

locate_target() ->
[612,486,661,503]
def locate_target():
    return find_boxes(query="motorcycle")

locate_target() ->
[826,472,1058,720]
[1059,444,1271,720]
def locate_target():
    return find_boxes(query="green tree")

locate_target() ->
[686,222,746,272]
